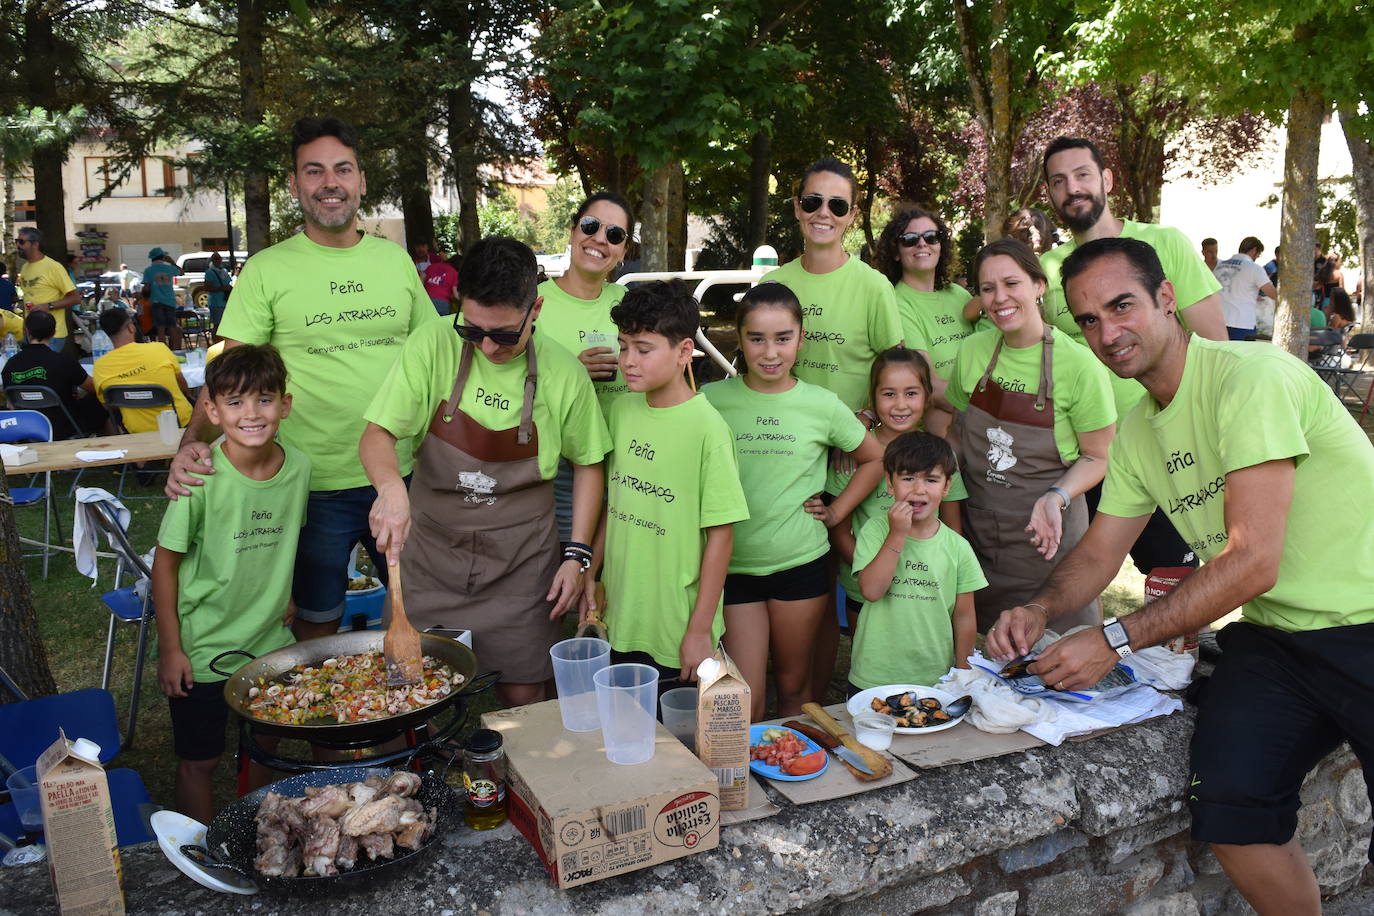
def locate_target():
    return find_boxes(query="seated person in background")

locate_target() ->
[2,311,113,437]
[849,432,985,695]
[153,344,308,823]
[92,307,193,432]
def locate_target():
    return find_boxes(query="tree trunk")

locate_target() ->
[398,126,434,253]
[952,0,1010,243]
[239,0,270,253]
[1340,107,1374,329]
[0,474,58,698]
[639,160,674,272]
[745,129,771,261]
[447,86,482,255]
[860,126,881,258]
[1274,85,1324,358]
[667,160,686,271]
[23,5,67,260]
[3,169,15,276]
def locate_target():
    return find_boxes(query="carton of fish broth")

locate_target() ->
[37,729,125,915]
[695,649,750,811]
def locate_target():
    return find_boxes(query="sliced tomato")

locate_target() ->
[781,750,825,776]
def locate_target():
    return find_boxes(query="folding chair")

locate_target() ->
[0,666,156,846]
[180,308,213,349]
[1310,329,1363,404]
[101,383,175,497]
[82,500,156,749]
[1345,333,1374,427]
[0,409,62,578]
[5,385,96,495]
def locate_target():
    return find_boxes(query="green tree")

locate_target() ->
[478,189,538,247]
[535,176,582,254]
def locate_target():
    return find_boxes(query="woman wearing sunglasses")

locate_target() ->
[766,158,903,413]
[875,205,973,436]
[360,237,610,710]
[533,191,634,541]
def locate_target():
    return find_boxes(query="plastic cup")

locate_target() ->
[6,766,42,832]
[549,637,611,731]
[585,330,619,381]
[594,663,659,765]
[659,687,698,751]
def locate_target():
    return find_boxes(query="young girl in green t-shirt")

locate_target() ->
[821,348,969,630]
[702,283,883,720]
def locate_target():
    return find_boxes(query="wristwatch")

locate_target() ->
[1101,617,1133,658]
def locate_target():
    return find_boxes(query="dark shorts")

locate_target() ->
[1188,620,1374,853]
[609,649,685,697]
[723,553,830,605]
[293,484,393,623]
[168,680,230,761]
[151,302,178,329]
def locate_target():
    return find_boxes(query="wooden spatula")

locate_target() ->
[383,563,422,686]
[800,702,893,782]
[575,582,609,641]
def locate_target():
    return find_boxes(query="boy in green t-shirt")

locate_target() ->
[587,281,749,682]
[850,432,986,691]
[153,345,310,823]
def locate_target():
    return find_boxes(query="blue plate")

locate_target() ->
[748,724,828,782]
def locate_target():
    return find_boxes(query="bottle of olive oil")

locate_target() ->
[461,729,508,830]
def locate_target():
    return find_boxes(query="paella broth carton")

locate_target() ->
[37,729,125,915]
[483,699,719,889]
[695,649,750,811]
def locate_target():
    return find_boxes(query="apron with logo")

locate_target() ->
[957,326,1099,633]
[398,340,561,683]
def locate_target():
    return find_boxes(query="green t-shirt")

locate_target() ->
[1040,221,1221,420]
[895,284,974,381]
[534,279,629,416]
[827,454,968,599]
[1310,307,1328,329]
[765,256,904,411]
[603,393,750,667]
[217,232,438,489]
[947,327,1116,465]
[850,517,986,689]
[702,376,866,575]
[1099,337,1374,633]
[364,318,610,481]
[156,444,309,681]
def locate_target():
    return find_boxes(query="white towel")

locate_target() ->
[75,450,128,462]
[72,488,132,583]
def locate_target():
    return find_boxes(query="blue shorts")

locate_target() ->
[292,483,397,623]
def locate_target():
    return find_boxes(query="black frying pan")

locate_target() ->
[182,765,460,892]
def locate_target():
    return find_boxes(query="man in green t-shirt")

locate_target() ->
[165,116,435,641]
[1039,136,1223,579]
[986,237,1374,916]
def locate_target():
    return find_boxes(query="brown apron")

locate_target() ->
[397,340,561,683]
[957,326,1099,633]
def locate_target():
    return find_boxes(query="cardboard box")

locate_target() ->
[37,729,125,915]
[695,650,750,811]
[483,699,719,889]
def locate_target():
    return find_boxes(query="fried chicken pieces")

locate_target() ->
[254,771,435,877]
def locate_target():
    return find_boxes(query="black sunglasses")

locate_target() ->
[453,301,535,347]
[578,215,627,246]
[798,194,852,217]
[898,230,942,247]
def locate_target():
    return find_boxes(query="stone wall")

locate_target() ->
[0,703,1366,914]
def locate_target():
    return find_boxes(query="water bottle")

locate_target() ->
[3,333,16,359]
[90,329,113,361]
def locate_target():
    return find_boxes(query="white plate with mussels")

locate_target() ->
[845,684,968,735]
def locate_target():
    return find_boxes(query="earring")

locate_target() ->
[1036,296,1043,306]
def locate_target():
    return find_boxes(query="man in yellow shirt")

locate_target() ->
[16,227,80,354]
[92,308,193,433]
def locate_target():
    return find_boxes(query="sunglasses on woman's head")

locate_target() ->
[798,194,851,217]
[898,230,942,247]
[578,216,627,246]
[452,301,535,347]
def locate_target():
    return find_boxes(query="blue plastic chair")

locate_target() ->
[0,409,61,578]
[83,500,155,749]
[0,666,157,847]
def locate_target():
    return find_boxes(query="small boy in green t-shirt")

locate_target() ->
[153,344,310,823]
[587,281,749,682]
[849,432,986,693]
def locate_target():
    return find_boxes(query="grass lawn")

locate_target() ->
[10,461,1159,818]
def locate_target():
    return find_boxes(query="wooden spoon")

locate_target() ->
[383,562,422,686]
